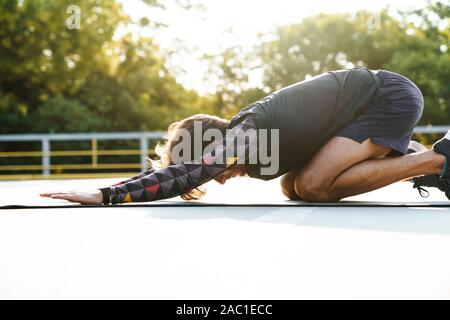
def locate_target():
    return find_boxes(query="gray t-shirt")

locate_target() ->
[230,68,381,180]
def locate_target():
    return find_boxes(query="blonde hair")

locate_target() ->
[150,114,230,200]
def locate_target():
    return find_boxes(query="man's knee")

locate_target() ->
[281,186,299,200]
[280,171,300,200]
[294,173,338,202]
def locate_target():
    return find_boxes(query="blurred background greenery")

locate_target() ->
[0,0,448,177]
[0,0,448,135]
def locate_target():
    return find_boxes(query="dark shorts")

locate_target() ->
[336,70,424,156]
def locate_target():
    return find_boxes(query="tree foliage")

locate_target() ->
[0,0,448,136]
[207,2,449,125]
[0,0,205,134]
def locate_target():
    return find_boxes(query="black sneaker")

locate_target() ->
[407,140,449,199]
[412,174,448,198]
[432,131,450,199]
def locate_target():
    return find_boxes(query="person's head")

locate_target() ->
[213,164,246,184]
[152,114,247,200]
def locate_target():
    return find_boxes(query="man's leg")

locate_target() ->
[292,137,445,202]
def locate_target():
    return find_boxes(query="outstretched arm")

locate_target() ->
[111,168,156,186]
[41,116,257,205]
[99,116,257,204]
[40,169,157,204]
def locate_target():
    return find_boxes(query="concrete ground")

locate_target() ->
[0,177,449,299]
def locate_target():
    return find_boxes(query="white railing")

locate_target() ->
[413,126,449,134]
[0,131,165,176]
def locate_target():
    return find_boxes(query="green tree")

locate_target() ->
[387,1,449,125]
[259,9,406,90]
[31,96,102,133]
[206,2,449,125]
[0,0,208,134]
[204,46,266,118]
[0,0,125,117]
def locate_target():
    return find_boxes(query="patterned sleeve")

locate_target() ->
[98,116,257,204]
[110,169,156,186]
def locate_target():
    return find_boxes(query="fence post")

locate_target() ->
[42,138,50,176]
[140,136,148,172]
[91,138,98,168]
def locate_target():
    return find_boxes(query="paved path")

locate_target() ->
[0,177,449,299]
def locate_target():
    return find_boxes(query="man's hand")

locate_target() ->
[40,190,103,205]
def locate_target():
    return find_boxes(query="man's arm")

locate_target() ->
[111,169,156,186]
[99,116,257,204]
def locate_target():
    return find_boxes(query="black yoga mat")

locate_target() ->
[1,201,450,209]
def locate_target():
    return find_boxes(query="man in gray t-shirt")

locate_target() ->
[231,68,445,202]
[231,68,382,180]
[42,68,449,204]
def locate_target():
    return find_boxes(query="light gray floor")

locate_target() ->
[0,177,449,299]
